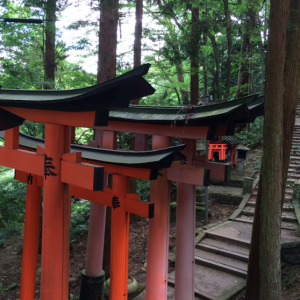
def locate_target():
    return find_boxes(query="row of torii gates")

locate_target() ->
[0,64,263,300]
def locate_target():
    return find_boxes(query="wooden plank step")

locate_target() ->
[195,256,247,278]
[196,243,249,263]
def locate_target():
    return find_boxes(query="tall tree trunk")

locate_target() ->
[245,0,291,299]
[202,32,208,96]
[167,24,188,104]
[97,0,119,279]
[130,0,143,208]
[132,0,143,105]
[44,0,56,89]
[281,0,300,205]
[205,31,222,100]
[190,7,199,105]
[235,9,256,99]
[223,0,232,100]
[235,30,250,98]
[97,0,119,84]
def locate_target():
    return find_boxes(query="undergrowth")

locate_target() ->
[234,117,263,149]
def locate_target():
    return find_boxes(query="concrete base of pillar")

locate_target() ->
[79,270,105,300]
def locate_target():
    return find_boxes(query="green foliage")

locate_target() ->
[234,117,264,149]
[0,170,27,246]
[20,120,44,138]
[137,179,151,201]
[70,200,90,244]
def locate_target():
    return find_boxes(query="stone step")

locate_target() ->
[289,163,300,168]
[168,265,246,300]
[200,237,250,257]
[288,173,300,179]
[195,254,247,279]
[287,178,299,183]
[242,207,297,222]
[234,216,299,231]
[196,243,249,263]
[205,231,250,248]
[246,201,294,212]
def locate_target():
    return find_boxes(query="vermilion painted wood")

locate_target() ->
[81,158,153,180]
[146,135,172,300]
[110,174,130,300]
[20,175,41,300]
[95,129,104,148]
[1,107,97,127]
[96,121,209,139]
[5,126,19,149]
[14,172,153,218]
[167,162,206,186]
[61,160,103,191]
[135,133,148,151]
[102,130,117,149]
[85,130,117,276]
[175,139,196,300]
[71,127,76,144]
[62,151,82,163]
[40,124,70,300]
[63,126,72,298]
[71,185,113,207]
[0,147,44,175]
[215,125,228,136]
[124,197,151,218]
[192,156,227,181]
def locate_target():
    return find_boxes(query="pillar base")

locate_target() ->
[79,269,105,300]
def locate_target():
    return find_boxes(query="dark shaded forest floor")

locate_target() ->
[0,201,235,300]
[1,148,299,300]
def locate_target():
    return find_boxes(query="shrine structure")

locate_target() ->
[0,63,264,300]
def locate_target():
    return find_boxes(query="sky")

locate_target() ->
[57,0,154,74]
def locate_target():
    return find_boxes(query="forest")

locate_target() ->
[1,0,300,299]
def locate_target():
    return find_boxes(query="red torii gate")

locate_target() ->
[2,128,209,300]
[0,69,263,300]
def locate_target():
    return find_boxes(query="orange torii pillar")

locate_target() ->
[20,174,41,300]
[146,135,172,300]
[175,139,196,300]
[110,174,130,299]
[4,127,41,300]
[80,130,117,299]
[40,124,71,300]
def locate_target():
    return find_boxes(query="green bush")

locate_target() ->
[0,169,27,246]
[234,118,263,149]
[70,200,90,244]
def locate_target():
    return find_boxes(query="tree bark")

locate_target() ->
[131,0,143,105]
[167,24,188,104]
[281,0,300,205]
[223,0,232,100]
[44,0,56,89]
[97,0,119,84]
[202,32,208,96]
[97,0,119,279]
[190,7,199,105]
[205,31,222,101]
[235,30,250,98]
[245,0,291,299]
